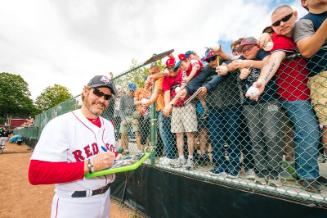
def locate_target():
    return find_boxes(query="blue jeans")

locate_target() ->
[282,100,320,180]
[208,106,241,176]
[243,101,284,176]
[158,112,176,159]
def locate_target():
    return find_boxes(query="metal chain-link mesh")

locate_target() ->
[105,48,327,206]
[16,47,327,207]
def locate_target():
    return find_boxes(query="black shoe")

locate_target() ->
[298,179,321,193]
[317,176,327,186]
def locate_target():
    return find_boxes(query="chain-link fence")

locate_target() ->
[105,48,327,207]
[16,47,327,207]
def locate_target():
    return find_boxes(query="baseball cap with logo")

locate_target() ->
[172,53,188,71]
[165,57,176,68]
[88,75,116,95]
[202,48,217,62]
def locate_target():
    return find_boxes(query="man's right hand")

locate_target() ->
[89,152,116,172]
[258,33,272,49]
[245,79,266,101]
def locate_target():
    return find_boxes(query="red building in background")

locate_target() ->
[10,119,28,128]
[0,118,31,129]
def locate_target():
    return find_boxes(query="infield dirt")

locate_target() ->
[0,142,143,218]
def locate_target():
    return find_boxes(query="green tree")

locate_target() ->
[35,84,72,112]
[0,72,35,122]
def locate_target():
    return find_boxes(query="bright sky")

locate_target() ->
[0,0,306,100]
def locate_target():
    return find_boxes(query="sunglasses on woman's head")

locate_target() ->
[93,88,112,100]
[272,13,293,27]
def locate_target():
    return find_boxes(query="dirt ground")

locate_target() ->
[0,142,143,218]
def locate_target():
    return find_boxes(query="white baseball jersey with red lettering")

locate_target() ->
[31,109,116,193]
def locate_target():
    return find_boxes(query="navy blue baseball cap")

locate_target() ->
[202,48,217,62]
[185,50,196,58]
[88,75,116,95]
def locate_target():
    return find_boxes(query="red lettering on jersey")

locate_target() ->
[92,143,99,155]
[84,145,92,158]
[105,143,118,157]
[72,150,85,162]
[105,143,111,151]
[105,143,114,152]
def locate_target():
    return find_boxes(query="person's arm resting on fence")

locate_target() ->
[246,51,286,101]
[203,75,224,94]
[143,80,161,107]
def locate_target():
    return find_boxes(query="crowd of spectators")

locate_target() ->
[103,2,326,194]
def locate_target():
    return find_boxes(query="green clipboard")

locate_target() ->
[85,152,150,178]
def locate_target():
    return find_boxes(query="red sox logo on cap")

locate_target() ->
[178,54,186,61]
[100,76,110,83]
[165,55,176,68]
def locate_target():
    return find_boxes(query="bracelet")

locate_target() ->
[87,158,95,173]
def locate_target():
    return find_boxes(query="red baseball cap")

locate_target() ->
[165,56,176,68]
[178,53,187,61]
[238,37,258,51]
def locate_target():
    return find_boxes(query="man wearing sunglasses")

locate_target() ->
[247,5,323,193]
[29,75,118,218]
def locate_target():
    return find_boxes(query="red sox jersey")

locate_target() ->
[31,109,116,193]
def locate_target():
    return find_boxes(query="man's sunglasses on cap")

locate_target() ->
[272,13,293,27]
[93,88,112,100]
[207,55,217,62]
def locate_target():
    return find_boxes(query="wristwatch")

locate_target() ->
[87,158,95,173]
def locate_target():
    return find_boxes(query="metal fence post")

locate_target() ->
[149,103,157,164]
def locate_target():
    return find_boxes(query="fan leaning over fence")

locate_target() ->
[247,4,327,193]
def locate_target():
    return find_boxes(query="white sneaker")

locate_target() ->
[244,169,256,180]
[158,157,173,166]
[170,157,186,168]
[226,173,239,179]
[184,158,195,170]
[209,170,227,177]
